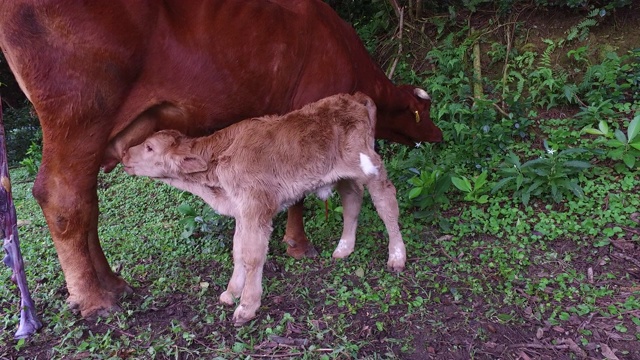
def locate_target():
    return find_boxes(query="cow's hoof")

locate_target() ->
[219,291,236,305]
[284,237,318,259]
[67,292,120,318]
[110,279,134,298]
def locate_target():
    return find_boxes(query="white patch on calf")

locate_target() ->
[315,185,333,200]
[332,238,354,259]
[359,153,378,176]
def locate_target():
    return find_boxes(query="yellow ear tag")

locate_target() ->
[414,110,420,123]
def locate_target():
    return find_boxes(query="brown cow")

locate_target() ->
[0,0,442,318]
[122,93,405,325]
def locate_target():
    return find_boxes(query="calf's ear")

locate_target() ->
[179,155,208,174]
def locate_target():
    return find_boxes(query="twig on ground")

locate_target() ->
[435,235,459,264]
[250,348,334,358]
[612,252,640,269]
[509,338,587,358]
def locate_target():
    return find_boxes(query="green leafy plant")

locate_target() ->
[407,166,451,220]
[583,114,640,171]
[492,141,592,205]
[451,170,490,204]
[19,141,42,176]
[176,202,234,244]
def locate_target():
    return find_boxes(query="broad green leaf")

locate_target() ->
[475,171,488,188]
[583,127,605,136]
[516,174,524,190]
[477,195,489,204]
[614,129,627,144]
[408,187,422,199]
[564,160,592,169]
[451,176,472,192]
[566,181,585,198]
[628,114,640,142]
[407,177,422,187]
[559,148,589,156]
[622,153,636,169]
[491,177,514,193]
[527,179,544,195]
[522,158,547,168]
[629,140,640,151]
[531,168,550,176]
[507,153,521,167]
[593,238,611,247]
[521,191,531,206]
[598,120,610,135]
[177,202,196,216]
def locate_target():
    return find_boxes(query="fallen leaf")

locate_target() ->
[600,343,620,360]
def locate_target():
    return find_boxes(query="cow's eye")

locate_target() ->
[145,144,153,152]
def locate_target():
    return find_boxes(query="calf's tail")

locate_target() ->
[353,92,377,143]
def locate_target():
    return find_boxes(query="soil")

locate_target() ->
[2,4,640,360]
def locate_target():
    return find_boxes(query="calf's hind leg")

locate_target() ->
[364,166,406,272]
[332,180,364,259]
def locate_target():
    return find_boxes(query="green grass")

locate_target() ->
[2,134,639,358]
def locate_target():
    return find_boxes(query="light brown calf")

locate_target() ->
[122,93,405,325]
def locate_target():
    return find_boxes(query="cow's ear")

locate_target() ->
[179,155,208,174]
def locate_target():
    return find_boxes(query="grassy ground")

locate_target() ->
[1,131,639,359]
[2,4,640,360]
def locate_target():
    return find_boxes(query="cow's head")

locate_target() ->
[122,130,208,179]
[376,85,443,145]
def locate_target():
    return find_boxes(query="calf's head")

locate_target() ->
[122,130,208,179]
[377,85,443,145]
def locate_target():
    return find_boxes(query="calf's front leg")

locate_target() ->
[221,211,273,326]
[219,224,247,305]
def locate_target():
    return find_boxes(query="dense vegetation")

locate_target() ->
[1,1,639,359]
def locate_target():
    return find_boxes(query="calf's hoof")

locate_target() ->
[332,239,354,259]
[219,291,236,306]
[387,258,405,272]
[232,304,257,327]
[284,237,318,259]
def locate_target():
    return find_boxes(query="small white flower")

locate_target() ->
[547,148,556,155]
[415,142,422,148]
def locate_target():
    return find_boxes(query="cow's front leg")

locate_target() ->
[87,199,132,297]
[33,161,121,317]
[283,200,317,259]
[231,212,272,326]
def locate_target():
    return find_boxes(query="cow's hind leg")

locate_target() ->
[332,180,364,259]
[364,165,406,272]
[283,201,318,259]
